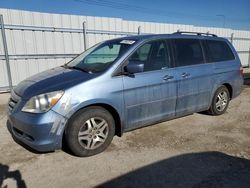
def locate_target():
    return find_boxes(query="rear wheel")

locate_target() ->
[65,106,115,157]
[208,86,230,115]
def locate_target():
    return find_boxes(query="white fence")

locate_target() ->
[0,8,250,91]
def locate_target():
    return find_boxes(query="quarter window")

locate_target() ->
[205,40,235,62]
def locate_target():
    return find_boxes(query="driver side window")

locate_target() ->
[128,40,169,72]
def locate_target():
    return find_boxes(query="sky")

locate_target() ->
[0,0,249,30]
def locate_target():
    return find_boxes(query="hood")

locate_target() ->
[14,66,96,99]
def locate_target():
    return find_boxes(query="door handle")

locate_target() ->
[181,72,191,78]
[163,75,174,81]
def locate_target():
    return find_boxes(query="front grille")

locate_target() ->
[8,91,21,112]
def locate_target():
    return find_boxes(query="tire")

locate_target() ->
[208,86,230,116]
[65,106,115,157]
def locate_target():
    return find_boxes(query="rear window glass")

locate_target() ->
[174,39,204,67]
[205,40,235,62]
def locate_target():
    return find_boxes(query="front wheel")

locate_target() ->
[65,106,115,157]
[208,86,230,116]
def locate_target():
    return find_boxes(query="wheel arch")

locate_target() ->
[209,82,233,109]
[222,83,233,99]
[64,102,123,137]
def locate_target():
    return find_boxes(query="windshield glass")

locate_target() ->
[66,39,137,73]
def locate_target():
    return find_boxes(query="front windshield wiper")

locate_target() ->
[62,65,90,74]
[71,66,90,73]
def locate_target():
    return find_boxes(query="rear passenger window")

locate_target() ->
[205,40,235,62]
[174,39,204,67]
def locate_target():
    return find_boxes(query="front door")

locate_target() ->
[122,40,177,130]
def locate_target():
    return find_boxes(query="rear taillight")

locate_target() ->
[240,67,244,76]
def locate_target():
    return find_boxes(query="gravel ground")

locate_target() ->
[0,78,250,188]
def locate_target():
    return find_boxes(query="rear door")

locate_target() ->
[173,38,213,116]
[122,39,177,130]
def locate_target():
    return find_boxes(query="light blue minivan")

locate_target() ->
[7,32,243,157]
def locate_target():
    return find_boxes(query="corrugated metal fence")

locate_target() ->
[0,8,250,92]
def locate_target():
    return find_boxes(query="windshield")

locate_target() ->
[66,39,137,73]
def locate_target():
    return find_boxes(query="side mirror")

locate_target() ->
[124,61,144,74]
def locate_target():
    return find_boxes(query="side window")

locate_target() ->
[174,39,204,66]
[205,40,235,62]
[128,40,170,72]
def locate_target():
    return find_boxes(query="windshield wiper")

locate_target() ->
[62,65,90,73]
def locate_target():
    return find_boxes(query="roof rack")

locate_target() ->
[173,31,217,37]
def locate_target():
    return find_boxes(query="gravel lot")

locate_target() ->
[1,75,250,188]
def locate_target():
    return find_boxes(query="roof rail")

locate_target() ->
[173,31,217,37]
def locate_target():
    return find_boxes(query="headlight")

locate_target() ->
[22,91,64,113]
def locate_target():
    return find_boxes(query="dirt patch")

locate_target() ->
[0,105,7,120]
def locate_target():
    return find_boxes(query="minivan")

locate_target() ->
[7,32,243,157]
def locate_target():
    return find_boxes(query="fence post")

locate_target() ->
[230,33,234,44]
[82,21,88,50]
[137,26,141,35]
[248,47,250,68]
[0,14,13,91]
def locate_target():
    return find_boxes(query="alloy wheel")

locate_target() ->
[215,91,228,112]
[78,117,109,150]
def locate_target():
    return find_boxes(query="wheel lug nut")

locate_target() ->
[89,135,92,138]
[94,136,97,139]
[96,131,100,134]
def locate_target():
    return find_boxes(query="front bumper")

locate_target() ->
[7,109,67,152]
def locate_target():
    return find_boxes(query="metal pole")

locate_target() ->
[230,33,234,44]
[82,21,88,50]
[0,15,13,91]
[137,26,141,35]
[248,47,250,68]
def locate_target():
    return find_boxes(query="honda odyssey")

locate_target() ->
[7,32,243,157]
